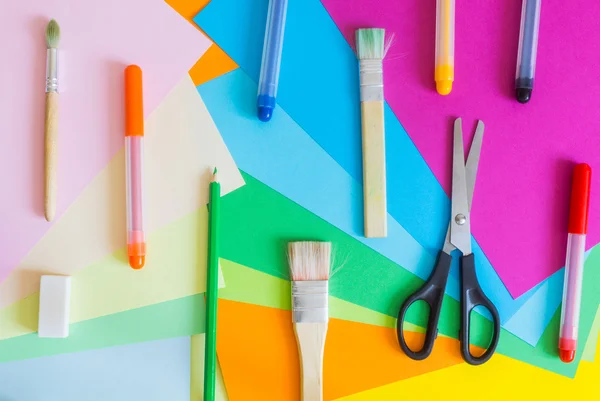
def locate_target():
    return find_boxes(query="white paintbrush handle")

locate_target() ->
[294,322,328,401]
[45,92,59,222]
[360,100,387,238]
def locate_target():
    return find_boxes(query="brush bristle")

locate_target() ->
[288,241,331,281]
[356,28,385,60]
[45,19,60,48]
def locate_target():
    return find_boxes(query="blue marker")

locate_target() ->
[257,0,288,121]
[515,0,541,104]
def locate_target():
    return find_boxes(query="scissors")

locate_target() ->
[396,118,500,365]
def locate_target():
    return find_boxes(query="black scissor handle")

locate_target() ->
[397,251,452,360]
[459,253,501,365]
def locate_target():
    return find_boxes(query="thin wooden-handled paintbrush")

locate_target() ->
[44,19,60,222]
[356,28,389,238]
[288,241,331,401]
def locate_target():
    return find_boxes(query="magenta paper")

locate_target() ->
[321,0,599,297]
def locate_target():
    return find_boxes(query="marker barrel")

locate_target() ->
[257,0,288,121]
[125,65,146,269]
[515,0,541,102]
[125,136,145,269]
[435,0,455,95]
[558,233,585,363]
[559,163,591,363]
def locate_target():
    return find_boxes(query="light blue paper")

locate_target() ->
[0,337,190,401]
[198,70,558,345]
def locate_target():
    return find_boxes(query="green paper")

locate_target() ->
[220,258,423,332]
[220,172,494,345]
[0,295,206,362]
[220,171,600,377]
[582,307,600,362]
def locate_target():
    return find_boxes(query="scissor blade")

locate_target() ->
[450,118,472,255]
[465,120,484,210]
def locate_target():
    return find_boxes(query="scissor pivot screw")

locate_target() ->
[455,214,466,225]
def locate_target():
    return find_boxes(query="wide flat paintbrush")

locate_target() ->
[288,241,331,401]
[44,19,60,222]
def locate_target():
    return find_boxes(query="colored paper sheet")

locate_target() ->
[1,0,208,284]
[197,69,560,345]
[582,307,600,362]
[0,75,243,313]
[218,171,600,377]
[0,337,192,401]
[337,354,600,401]
[190,334,229,401]
[0,293,206,362]
[216,299,464,401]
[165,0,238,86]
[317,0,600,297]
[219,259,420,332]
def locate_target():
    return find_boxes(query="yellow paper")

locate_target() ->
[336,353,600,400]
[0,75,243,311]
[190,334,229,401]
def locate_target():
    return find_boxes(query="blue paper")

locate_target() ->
[198,69,559,345]
[0,338,190,401]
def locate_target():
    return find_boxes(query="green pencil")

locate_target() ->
[204,167,220,401]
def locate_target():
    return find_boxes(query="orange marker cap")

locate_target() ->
[125,65,144,137]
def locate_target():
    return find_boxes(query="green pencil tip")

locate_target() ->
[213,167,218,175]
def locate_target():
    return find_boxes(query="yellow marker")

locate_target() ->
[435,0,455,95]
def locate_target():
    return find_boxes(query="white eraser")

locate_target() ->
[38,275,71,338]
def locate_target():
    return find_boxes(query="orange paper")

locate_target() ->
[166,0,238,86]
[189,45,239,86]
[217,299,465,400]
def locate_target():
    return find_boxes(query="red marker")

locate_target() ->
[558,163,592,363]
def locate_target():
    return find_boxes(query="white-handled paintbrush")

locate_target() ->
[356,28,390,238]
[44,19,60,222]
[288,241,331,401]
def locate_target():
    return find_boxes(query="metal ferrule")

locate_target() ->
[46,48,59,93]
[359,59,383,102]
[291,280,328,323]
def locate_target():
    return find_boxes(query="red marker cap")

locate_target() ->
[568,163,592,234]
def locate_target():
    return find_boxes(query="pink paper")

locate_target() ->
[1,1,209,282]
[321,0,599,297]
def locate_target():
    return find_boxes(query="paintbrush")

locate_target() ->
[44,19,60,222]
[288,241,331,401]
[356,28,390,238]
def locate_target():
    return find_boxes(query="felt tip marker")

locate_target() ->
[515,0,541,103]
[124,65,146,270]
[435,0,455,95]
[559,163,592,363]
[257,0,288,122]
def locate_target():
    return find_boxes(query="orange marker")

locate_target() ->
[124,65,146,269]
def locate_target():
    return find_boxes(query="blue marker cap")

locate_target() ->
[257,95,276,122]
